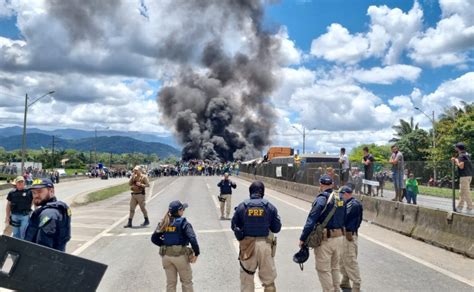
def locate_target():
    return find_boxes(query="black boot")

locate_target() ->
[141,217,150,227]
[123,219,132,228]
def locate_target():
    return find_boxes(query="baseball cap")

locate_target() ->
[339,186,353,194]
[454,142,465,150]
[29,178,54,189]
[133,166,141,171]
[12,176,25,184]
[169,200,188,214]
[319,175,333,185]
[249,181,265,196]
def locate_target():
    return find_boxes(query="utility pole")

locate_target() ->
[94,128,97,165]
[109,152,112,168]
[432,110,437,182]
[20,93,28,174]
[303,127,306,154]
[51,135,55,169]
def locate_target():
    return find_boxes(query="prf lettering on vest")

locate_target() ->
[165,226,177,232]
[247,208,264,216]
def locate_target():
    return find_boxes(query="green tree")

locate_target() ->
[349,144,392,162]
[390,117,419,142]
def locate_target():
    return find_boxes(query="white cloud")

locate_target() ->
[409,0,474,67]
[310,2,422,65]
[275,27,302,66]
[352,64,421,84]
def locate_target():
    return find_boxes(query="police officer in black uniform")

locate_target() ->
[232,181,281,292]
[340,186,363,292]
[299,175,345,292]
[5,176,33,239]
[217,173,237,220]
[152,200,199,292]
[24,178,71,252]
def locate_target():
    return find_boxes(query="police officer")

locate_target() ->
[299,175,345,292]
[217,172,237,220]
[24,178,71,252]
[124,166,150,228]
[231,181,282,292]
[339,186,363,292]
[5,176,33,239]
[151,200,199,292]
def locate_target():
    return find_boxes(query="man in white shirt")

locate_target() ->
[339,148,350,185]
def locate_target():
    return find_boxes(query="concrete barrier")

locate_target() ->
[239,171,474,258]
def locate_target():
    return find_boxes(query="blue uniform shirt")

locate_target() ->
[218,179,237,195]
[231,194,281,239]
[24,197,71,252]
[300,190,345,242]
[344,197,363,233]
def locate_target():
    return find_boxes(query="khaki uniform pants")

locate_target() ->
[340,236,361,289]
[162,254,193,292]
[220,194,232,217]
[314,236,343,292]
[240,239,277,292]
[129,194,148,219]
[458,176,473,210]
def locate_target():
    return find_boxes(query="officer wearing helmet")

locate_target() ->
[299,174,345,292]
[24,178,71,252]
[151,200,200,292]
[231,181,282,292]
[124,165,150,228]
[339,186,363,292]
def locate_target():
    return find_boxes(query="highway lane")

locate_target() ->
[0,177,128,234]
[75,176,474,292]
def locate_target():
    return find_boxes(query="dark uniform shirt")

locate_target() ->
[218,179,237,195]
[300,190,345,242]
[24,197,71,252]
[153,216,200,256]
[344,197,363,233]
[458,152,473,177]
[231,194,281,239]
[6,188,33,214]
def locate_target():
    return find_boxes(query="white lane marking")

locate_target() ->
[206,181,220,209]
[235,177,474,287]
[358,233,474,287]
[102,226,304,237]
[72,178,179,256]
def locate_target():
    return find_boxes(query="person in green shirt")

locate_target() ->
[405,173,419,204]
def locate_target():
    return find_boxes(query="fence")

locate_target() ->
[240,160,471,189]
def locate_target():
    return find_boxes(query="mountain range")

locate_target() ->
[0,126,179,148]
[0,132,181,158]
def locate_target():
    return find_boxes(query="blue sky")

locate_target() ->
[0,0,472,154]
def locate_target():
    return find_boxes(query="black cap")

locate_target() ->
[29,178,54,189]
[319,175,333,185]
[455,142,466,150]
[249,181,265,196]
[339,186,353,194]
[169,200,188,214]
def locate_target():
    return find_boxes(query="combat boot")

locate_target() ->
[141,217,150,226]
[123,219,132,228]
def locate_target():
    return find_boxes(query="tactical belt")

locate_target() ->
[131,192,145,195]
[326,228,343,238]
[344,231,358,235]
[160,245,193,257]
[12,210,31,216]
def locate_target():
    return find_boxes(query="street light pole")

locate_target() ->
[21,90,55,174]
[415,107,437,182]
[292,126,306,154]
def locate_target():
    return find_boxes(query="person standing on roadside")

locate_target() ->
[124,166,150,228]
[362,147,375,196]
[405,173,419,205]
[339,148,350,186]
[390,145,404,202]
[217,173,237,220]
[452,143,473,211]
[5,176,33,239]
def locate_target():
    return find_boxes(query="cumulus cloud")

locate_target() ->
[409,0,474,67]
[352,64,422,84]
[310,2,422,65]
[421,72,474,111]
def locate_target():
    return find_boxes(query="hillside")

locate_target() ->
[0,133,181,158]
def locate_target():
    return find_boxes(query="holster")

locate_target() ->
[266,234,277,258]
[239,237,256,261]
[345,232,354,242]
[10,217,21,228]
[160,245,187,257]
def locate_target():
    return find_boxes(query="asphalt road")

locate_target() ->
[68,176,474,292]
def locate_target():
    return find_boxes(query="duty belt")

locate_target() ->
[131,192,145,195]
[12,210,31,216]
[326,228,343,238]
[160,245,193,257]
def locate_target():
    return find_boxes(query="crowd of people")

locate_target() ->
[149,160,241,178]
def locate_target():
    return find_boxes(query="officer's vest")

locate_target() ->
[25,200,71,250]
[9,189,32,214]
[243,198,271,237]
[163,217,189,246]
[319,192,344,229]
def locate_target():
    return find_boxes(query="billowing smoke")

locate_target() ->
[158,0,280,161]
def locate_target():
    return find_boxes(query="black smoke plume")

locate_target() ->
[158,0,280,161]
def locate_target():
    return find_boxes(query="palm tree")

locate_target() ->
[390,117,419,142]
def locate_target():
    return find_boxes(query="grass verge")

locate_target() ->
[383,183,474,200]
[86,182,130,204]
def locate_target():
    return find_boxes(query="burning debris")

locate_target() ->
[158,0,281,161]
